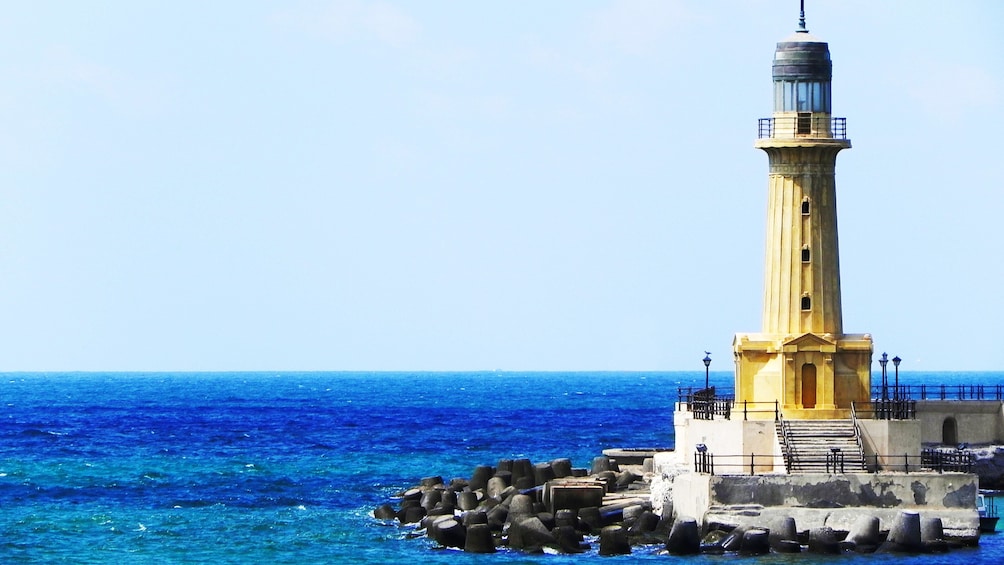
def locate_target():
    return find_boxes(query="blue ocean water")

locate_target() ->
[1,371,1001,563]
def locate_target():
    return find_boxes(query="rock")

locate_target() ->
[464,523,496,553]
[665,517,701,555]
[598,525,631,555]
[373,504,397,520]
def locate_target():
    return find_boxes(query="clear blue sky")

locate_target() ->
[1,1,1001,372]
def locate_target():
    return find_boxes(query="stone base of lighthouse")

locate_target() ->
[733,331,873,419]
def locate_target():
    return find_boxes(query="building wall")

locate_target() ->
[857,419,922,471]
[680,472,979,535]
[915,401,1004,445]
[672,411,782,473]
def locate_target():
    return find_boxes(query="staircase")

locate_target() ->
[776,419,866,473]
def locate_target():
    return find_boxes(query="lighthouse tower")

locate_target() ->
[733,6,872,419]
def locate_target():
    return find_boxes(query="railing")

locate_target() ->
[693,450,975,475]
[920,449,975,473]
[777,413,794,472]
[849,403,867,465]
[757,116,848,139]
[854,399,917,420]
[677,388,779,421]
[694,453,786,476]
[864,452,974,474]
[872,384,1004,401]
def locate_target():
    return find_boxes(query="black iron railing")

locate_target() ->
[873,384,1004,401]
[920,449,975,473]
[677,387,778,421]
[693,450,975,476]
[854,399,917,420]
[756,116,848,139]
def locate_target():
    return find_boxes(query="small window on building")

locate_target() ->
[801,246,810,262]
[801,198,810,215]
[801,295,811,310]
[797,112,811,135]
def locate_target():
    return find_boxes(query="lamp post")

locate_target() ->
[892,355,901,400]
[879,352,889,402]
[703,353,712,391]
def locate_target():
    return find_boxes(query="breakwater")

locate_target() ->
[374,453,982,555]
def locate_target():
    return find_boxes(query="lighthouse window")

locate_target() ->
[801,295,811,310]
[801,198,810,215]
[801,246,810,262]
[775,81,831,113]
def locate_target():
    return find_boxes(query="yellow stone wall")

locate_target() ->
[734,123,873,419]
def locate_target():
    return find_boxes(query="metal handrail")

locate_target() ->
[871,384,1004,401]
[777,413,795,473]
[693,450,974,476]
[756,116,848,140]
[850,402,867,469]
[857,399,917,420]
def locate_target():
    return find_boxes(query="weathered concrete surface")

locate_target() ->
[669,471,979,539]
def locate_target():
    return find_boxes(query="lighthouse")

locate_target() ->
[733,5,873,419]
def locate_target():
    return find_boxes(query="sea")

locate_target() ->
[1,370,1002,564]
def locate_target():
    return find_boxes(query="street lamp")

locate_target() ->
[879,352,889,401]
[703,352,712,391]
[892,355,901,400]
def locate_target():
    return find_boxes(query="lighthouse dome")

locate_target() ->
[773,31,832,82]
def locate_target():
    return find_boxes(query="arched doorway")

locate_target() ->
[942,417,958,446]
[801,364,817,409]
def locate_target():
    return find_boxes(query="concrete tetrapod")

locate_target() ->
[807,527,840,554]
[921,517,949,552]
[740,529,771,555]
[845,514,881,551]
[883,511,923,552]
[767,516,801,553]
[508,516,556,551]
[598,525,631,556]
[464,523,496,553]
[665,517,701,555]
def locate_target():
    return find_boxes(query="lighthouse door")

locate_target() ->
[801,364,817,409]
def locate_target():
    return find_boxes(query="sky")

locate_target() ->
[0,1,1002,372]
